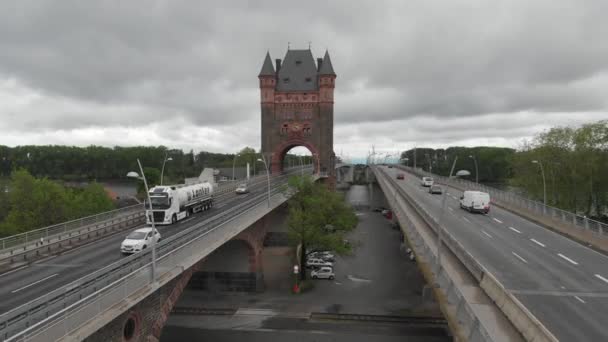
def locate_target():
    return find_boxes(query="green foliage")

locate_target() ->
[0,170,116,237]
[285,175,357,279]
[510,120,608,218]
[136,167,161,195]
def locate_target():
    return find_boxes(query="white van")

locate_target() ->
[421,177,434,187]
[459,191,490,214]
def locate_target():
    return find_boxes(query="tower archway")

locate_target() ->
[258,48,336,182]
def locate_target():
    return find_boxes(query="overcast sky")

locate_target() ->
[1,1,607,160]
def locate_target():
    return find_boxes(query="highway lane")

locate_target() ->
[380,166,608,341]
[0,171,301,314]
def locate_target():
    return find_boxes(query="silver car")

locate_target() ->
[311,266,335,280]
[235,184,249,194]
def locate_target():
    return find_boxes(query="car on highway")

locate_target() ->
[421,177,434,187]
[121,227,161,255]
[459,190,490,214]
[306,258,333,269]
[396,173,404,180]
[311,266,335,280]
[429,185,443,194]
[235,183,249,194]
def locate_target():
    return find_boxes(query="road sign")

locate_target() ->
[293,265,299,274]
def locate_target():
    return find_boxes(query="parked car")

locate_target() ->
[373,206,387,212]
[121,227,161,255]
[396,173,404,180]
[308,251,335,261]
[311,266,335,280]
[429,185,443,194]
[388,165,393,168]
[421,177,434,187]
[459,191,491,214]
[235,183,249,194]
[306,258,333,269]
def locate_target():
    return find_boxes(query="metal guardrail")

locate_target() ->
[397,165,606,237]
[0,204,144,252]
[0,169,311,341]
[375,167,557,342]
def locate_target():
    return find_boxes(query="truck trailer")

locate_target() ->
[146,182,214,225]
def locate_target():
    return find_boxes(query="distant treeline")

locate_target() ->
[401,120,607,219]
[0,145,310,183]
[401,146,515,184]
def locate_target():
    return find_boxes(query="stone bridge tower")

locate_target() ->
[258,48,336,184]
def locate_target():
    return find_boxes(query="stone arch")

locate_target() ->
[270,139,319,174]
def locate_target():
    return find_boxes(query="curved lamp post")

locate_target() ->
[160,153,173,186]
[127,159,157,282]
[468,155,478,184]
[436,155,470,275]
[532,160,547,207]
[257,156,271,208]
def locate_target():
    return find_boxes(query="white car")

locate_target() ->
[311,266,335,280]
[421,177,434,187]
[121,227,161,255]
[235,183,249,194]
[306,258,333,269]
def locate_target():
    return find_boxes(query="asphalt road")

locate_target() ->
[0,171,300,315]
[380,166,608,341]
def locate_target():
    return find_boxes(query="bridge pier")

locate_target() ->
[84,260,203,342]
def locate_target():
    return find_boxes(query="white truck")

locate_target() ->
[146,182,214,225]
[459,190,490,214]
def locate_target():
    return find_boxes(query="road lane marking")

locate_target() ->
[462,217,470,223]
[0,266,28,278]
[11,273,59,293]
[557,253,579,265]
[448,207,454,212]
[482,231,493,238]
[512,252,528,264]
[574,296,586,303]
[451,196,458,200]
[509,227,522,234]
[530,239,546,248]
[595,274,608,284]
[493,218,503,224]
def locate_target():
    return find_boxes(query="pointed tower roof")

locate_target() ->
[318,50,336,76]
[258,51,275,77]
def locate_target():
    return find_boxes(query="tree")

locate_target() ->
[136,167,161,195]
[285,176,357,280]
[70,183,116,219]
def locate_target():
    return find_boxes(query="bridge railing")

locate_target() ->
[374,167,557,341]
[0,204,145,252]
[397,165,606,237]
[0,169,311,342]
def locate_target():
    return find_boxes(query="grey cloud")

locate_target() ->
[0,0,606,154]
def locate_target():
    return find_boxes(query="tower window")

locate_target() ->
[305,77,311,82]
[295,60,302,65]
[283,78,290,83]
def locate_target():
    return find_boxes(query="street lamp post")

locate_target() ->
[532,160,547,207]
[127,159,157,283]
[436,156,470,275]
[297,154,304,176]
[293,265,300,293]
[160,153,173,186]
[469,155,479,184]
[257,156,271,208]
[232,153,241,181]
